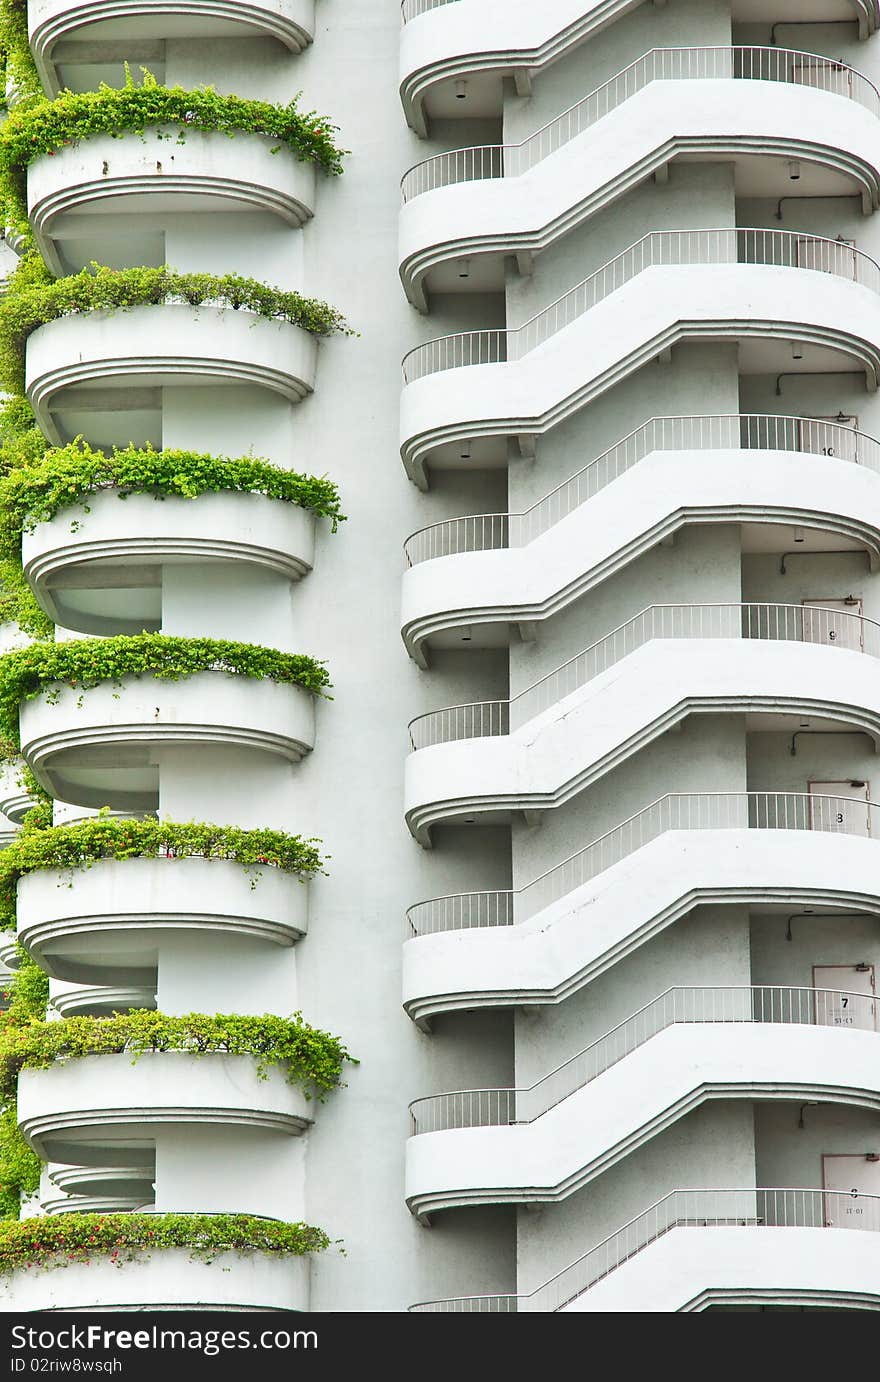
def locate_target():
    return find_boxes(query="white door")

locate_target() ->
[801,598,863,651]
[797,235,857,280]
[791,56,854,101]
[812,965,876,1031]
[799,415,860,464]
[809,780,871,837]
[823,1155,880,1229]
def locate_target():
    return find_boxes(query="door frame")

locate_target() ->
[822,1153,880,1228]
[801,598,864,651]
[808,780,870,835]
[811,963,876,1029]
[799,414,860,459]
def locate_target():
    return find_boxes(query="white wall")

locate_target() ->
[516,1101,757,1295]
[514,903,752,1087]
[502,0,733,145]
[511,712,748,889]
[755,1103,880,1189]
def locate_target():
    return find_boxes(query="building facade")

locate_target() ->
[1,0,880,1313]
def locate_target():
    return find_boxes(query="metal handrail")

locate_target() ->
[408,601,880,750]
[405,789,880,936]
[407,1187,880,1311]
[402,0,461,19]
[402,0,880,27]
[401,46,880,199]
[401,227,880,383]
[403,414,876,566]
[409,985,878,1133]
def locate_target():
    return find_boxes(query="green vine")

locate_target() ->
[0,397,54,633]
[0,395,49,476]
[0,1010,355,1101]
[0,742,51,833]
[4,952,48,1023]
[0,2,42,113]
[16,765,50,834]
[0,755,53,834]
[0,633,330,748]
[0,557,52,637]
[0,1103,38,1220]
[0,1212,330,1271]
[0,815,326,933]
[0,71,344,237]
[0,261,352,394]
[0,953,48,1219]
[0,440,346,549]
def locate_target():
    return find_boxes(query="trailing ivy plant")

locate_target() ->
[12,761,50,834]
[0,953,48,1219]
[0,755,53,835]
[0,815,326,933]
[5,814,325,876]
[0,2,42,112]
[0,557,52,638]
[0,396,49,475]
[0,633,330,748]
[0,1010,355,1101]
[3,952,48,1023]
[0,440,346,550]
[0,396,55,630]
[0,261,353,394]
[0,1212,330,1271]
[0,69,345,234]
[0,1102,38,1220]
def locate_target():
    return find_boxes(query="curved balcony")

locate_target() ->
[21,855,310,985]
[30,1,316,97]
[409,1187,880,1312]
[403,791,880,1024]
[24,489,316,636]
[400,1,880,134]
[48,979,157,1016]
[0,937,21,970]
[400,229,880,484]
[19,670,316,809]
[47,1163,154,1203]
[406,603,880,843]
[40,1158,154,1214]
[30,132,317,278]
[406,998,880,1217]
[403,415,880,661]
[400,47,880,308]
[42,1196,148,1214]
[0,759,37,825]
[26,305,318,450]
[52,802,143,827]
[0,1245,310,1311]
[18,1051,313,1168]
[41,1183,152,1214]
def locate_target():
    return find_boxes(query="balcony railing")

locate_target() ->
[405,789,880,936]
[401,0,459,19]
[401,227,880,382]
[409,984,877,1133]
[408,1188,880,1311]
[408,601,879,750]
[401,47,880,199]
[402,0,880,29]
[403,414,877,566]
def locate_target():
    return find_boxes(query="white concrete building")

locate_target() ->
[6,0,880,1313]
